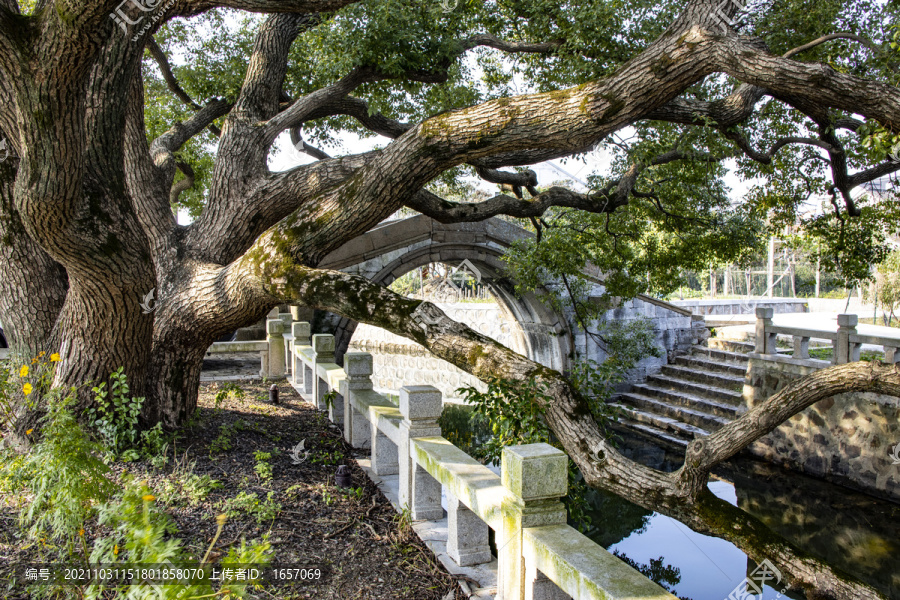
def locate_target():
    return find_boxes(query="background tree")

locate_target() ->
[1,0,900,597]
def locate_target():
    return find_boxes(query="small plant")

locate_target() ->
[341,486,365,503]
[322,389,338,411]
[310,449,343,466]
[86,367,145,458]
[253,450,273,482]
[210,419,245,455]
[214,381,245,408]
[157,452,222,506]
[218,490,281,524]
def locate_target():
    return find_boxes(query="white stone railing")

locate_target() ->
[754,307,900,364]
[284,321,676,600]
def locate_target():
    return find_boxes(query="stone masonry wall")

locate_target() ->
[744,355,900,502]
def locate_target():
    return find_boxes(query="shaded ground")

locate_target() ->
[0,381,462,600]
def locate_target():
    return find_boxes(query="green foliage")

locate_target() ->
[218,491,282,524]
[458,377,552,466]
[88,482,270,600]
[456,318,657,531]
[210,419,246,455]
[864,249,900,325]
[437,403,492,456]
[86,367,145,460]
[156,452,222,507]
[322,389,338,410]
[0,392,115,547]
[214,381,245,408]
[253,450,273,481]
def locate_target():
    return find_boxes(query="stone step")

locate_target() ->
[673,355,747,377]
[689,345,750,366]
[708,338,756,354]
[613,404,710,439]
[631,383,744,418]
[645,373,743,405]
[617,393,730,432]
[660,364,745,391]
[613,420,690,450]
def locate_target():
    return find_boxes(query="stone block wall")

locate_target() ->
[744,355,900,502]
[572,296,697,381]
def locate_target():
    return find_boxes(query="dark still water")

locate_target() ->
[579,434,900,600]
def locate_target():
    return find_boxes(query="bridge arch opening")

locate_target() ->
[331,244,573,377]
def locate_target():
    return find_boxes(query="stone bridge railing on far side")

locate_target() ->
[282,321,677,600]
[745,308,900,502]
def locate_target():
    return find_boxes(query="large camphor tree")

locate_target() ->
[1,0,900,597]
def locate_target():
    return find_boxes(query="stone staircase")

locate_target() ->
[612,340,753,449]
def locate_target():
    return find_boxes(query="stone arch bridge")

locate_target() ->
[310,215,699,377]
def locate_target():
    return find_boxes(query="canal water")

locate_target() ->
[349,339,900,600]
[588,432,900,600]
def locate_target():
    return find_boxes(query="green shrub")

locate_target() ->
[86,367,145,459]
[0,391,115,549]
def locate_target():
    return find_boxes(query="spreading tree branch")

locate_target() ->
[221,253,893,599]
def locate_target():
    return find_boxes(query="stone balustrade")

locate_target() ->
[284,321,677,600]
[754,307,900,364]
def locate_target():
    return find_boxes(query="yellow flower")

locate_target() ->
[31,358,38,364]
[38,351,45,358]
[78,528,85,537]
[50,353,60,362]
[216,514,228,526]
[22,383,33,396]
[26,429,33,435]
[113,544,119,556]
[19,365,28,378]
[142,494,155,503]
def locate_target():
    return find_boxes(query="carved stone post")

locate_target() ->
[398,385,443,520]
[498,444,567,600]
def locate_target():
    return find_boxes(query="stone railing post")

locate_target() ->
[835,314,859,364]
[311,334,335,411]
[280,312,293,374]
[884,346,900,364]
[499,443,567,600]
[341,352,373,448]
[754,307,776,354]
[398,385,443,520]
[447,492,491,567]
[291,322,311,388]
[792,335,810,360]
[265,319,286,378]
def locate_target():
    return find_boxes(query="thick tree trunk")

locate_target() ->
[0,159,67,356]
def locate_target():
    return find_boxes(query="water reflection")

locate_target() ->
[582,432,900,600]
